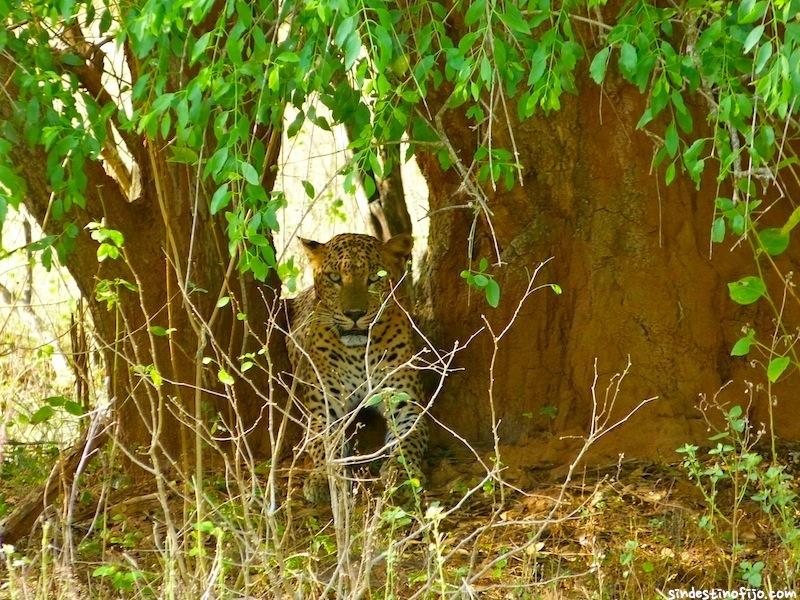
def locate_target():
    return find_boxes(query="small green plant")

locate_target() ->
[678,403,800,586]
[491,547,509,579]
[739,559,765,587]
[277,256,301,292]
[94,277,137,310]
[86,220,125,262]
[461,258,501,307]
[92,563,152,593]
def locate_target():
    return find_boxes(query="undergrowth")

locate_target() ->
[2,436,799,599]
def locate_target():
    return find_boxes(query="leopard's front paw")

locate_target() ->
[303,469,331,504]
[380,457,425,501]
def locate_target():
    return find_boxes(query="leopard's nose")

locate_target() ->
[344,309,366,324]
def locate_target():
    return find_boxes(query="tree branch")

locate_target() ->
[59,24,147,183]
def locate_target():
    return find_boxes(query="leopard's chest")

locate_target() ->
[293,316,412,404]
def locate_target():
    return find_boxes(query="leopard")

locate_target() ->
[286,232,429,504]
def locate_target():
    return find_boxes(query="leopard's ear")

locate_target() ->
[299,237,327,268]
[382,233,413,271]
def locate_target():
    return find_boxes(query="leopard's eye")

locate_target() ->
[326,272,341,283]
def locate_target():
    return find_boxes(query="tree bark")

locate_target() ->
[415,70,800,467]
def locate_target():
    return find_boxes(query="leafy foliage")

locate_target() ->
[1,0,799,371]
[678,403,800,581]
[461,258,501,307]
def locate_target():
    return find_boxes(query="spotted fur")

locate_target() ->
[286,233,428,503]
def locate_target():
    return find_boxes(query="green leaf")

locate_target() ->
[30,405,55,424]
[44,396,67,407]
[636,108,654,130]
[368,152,383,179]
[343,32,361,69]
[472,273,488,287]
[151,93,174,114]
[727,276,766,305]
[149,368,163,387]
[169,146,199,164]
[216,296,230,308]
[485,278,500,307]
[276,52,299,64]
[671,93,693,133]
[664,121,678,158]
[190,0,215,23]
[731,213,746,237]
[96,243,120,262]
[218,369,235,385]
[619,42,638,76]
[550,283,562,295]
[500,4,529,34]
[210,184,230,215]
[737,0,756,21]
[743,25,764,54]
[63,401,85,416]
[41,246,53,271]
[665,162,676,185]
[149,325,175,337]
[767,356,791,383]
[302,180,315,198]
[365,393,384,408]
[758,228,789,256]
[711,217,726,243]
[589,47,610,84]
[335,15,356,47]
[206,147,229,177]
[754,42,772,73]
[93,565,117,577]
[240,163,260,186]
[191,32,213,64]
[755,125,775,159]
[99,9,112,33]
[362,174,376,198]
[286,110,305,138]
[781,205,800,236]
[738,0,767,24]
[683,138,706,169]
[465,0,485,26]
[731,331,755,356]
[268,69,279,92]
[61,53,84,66]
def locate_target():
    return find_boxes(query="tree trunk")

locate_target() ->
[416,71,800,467]
[0,54,292,468]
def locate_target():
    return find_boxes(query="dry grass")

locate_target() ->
[3,447,798,599]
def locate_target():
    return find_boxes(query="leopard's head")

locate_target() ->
[300,233,413,347]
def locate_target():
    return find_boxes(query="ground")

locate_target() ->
[2,437,798,599]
